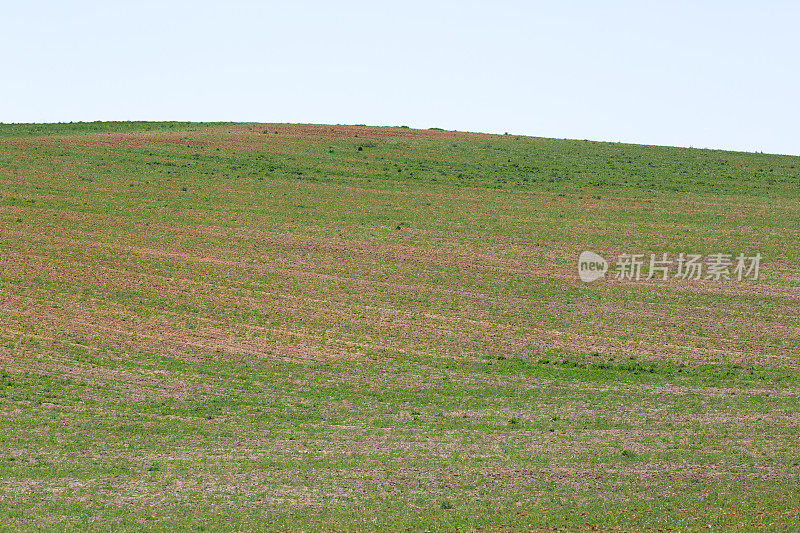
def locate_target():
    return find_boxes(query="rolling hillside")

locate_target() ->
[0,122,798,531]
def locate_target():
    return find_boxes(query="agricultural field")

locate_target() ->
[0,122,798,531]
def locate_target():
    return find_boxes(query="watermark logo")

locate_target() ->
[578,252,761,282]
[578,251,609,283]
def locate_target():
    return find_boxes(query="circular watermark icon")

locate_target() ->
[578,251,609,283]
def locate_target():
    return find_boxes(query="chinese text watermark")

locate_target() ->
[578,251,761,283]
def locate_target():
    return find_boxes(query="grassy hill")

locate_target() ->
[0,122,798,531]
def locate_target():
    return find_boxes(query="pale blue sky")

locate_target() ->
[3,1,799,155]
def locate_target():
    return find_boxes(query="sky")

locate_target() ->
[3,1,799,155]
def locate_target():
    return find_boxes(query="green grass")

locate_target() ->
[0,121,233,138]
[1,339,798,531]
[0,122,798,531]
